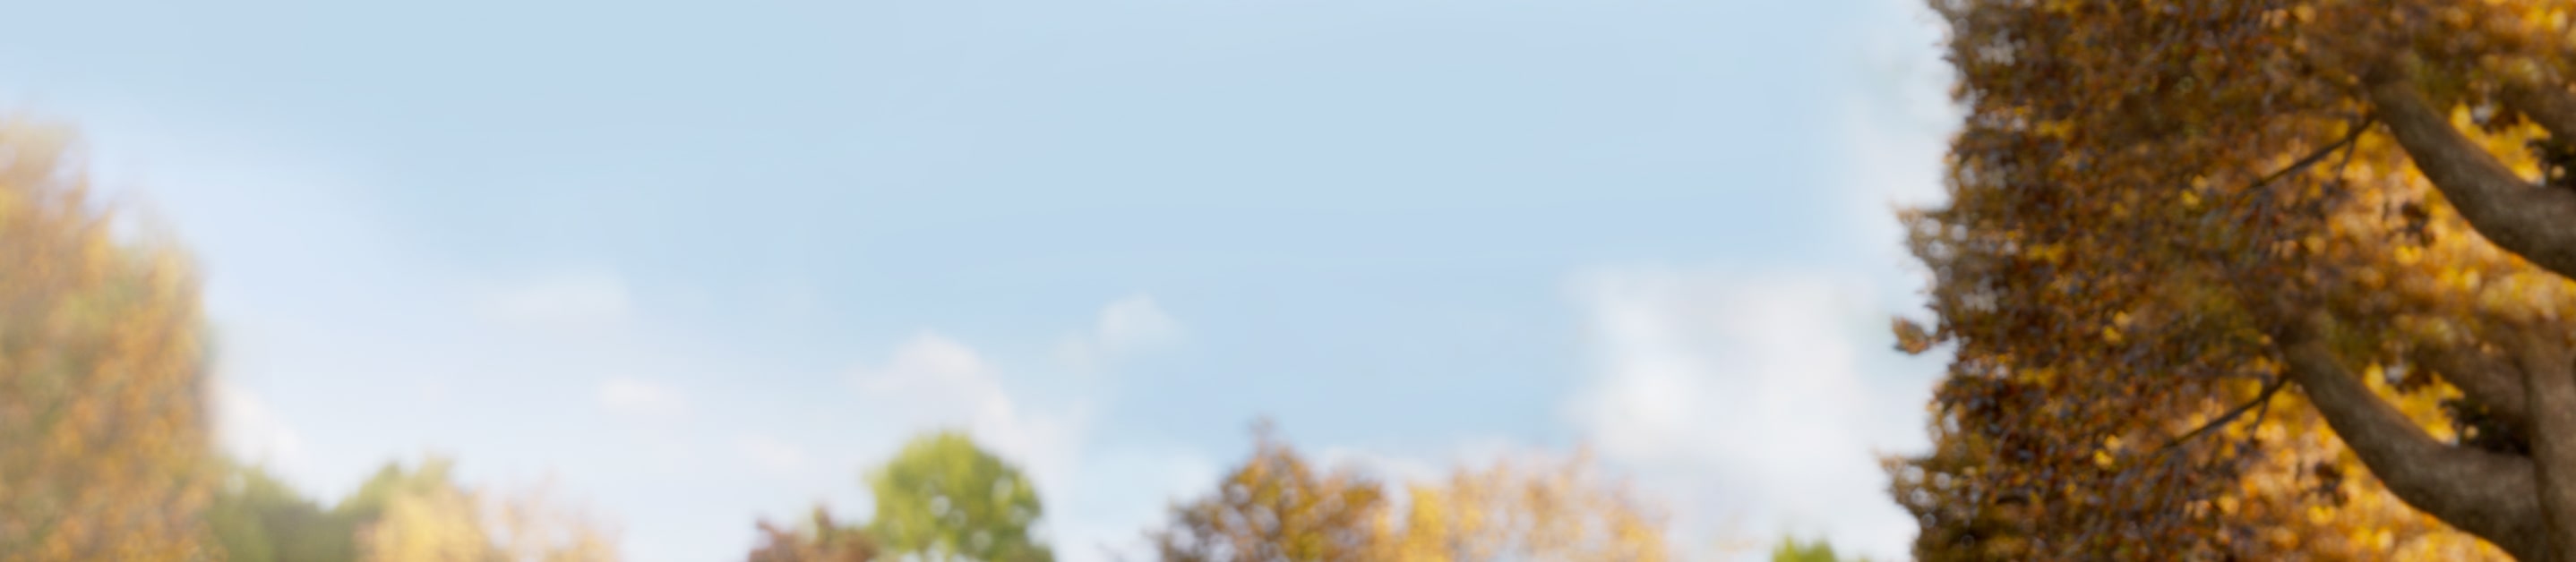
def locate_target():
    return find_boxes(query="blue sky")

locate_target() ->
[1,0,1956,559]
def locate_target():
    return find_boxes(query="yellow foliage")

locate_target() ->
[487,480,621,562]
[360,481,492,562]
[352,459,623,562]
[1391,450,1668,562]
[1157,424,1672,562]
[0,120,216,560]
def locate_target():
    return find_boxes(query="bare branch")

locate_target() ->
[2160,376,2287,452]
[2250,115,2375,192]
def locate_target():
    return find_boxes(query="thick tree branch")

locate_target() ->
[2510,330,2576,561]
[2366,76,2576,280]
[2418,345,2535,432]
[2274,317,2550,559]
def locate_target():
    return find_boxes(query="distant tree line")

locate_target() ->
[0,119,1851,561]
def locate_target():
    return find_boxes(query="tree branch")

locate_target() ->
[2366,74,2576,280]
[2273,314,2551,559]
[2251,115,2375,192]
[2508,329,2576,559]
[2160,376,2287,452]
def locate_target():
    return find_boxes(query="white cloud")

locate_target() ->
[1564,270,1936,561]
[1095,295,1183,352]
[1836,0,1960,308]
[858,333,993,390]
[1526,4,1953,558]
[851,332,1088,518]
[477,272,634,331]
[598,378,691,420]
[1056,294,1184,370]
[214,379,308,474]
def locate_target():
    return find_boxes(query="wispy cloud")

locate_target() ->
[850,332,1088,525]
[1564,269,1936,560]
[1056,294,1184,370]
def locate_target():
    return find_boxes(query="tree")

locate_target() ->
[1151,425,1391,562]
[1152,422,1672,562]
[350,459,622,562]
[354,459,494,562]
[0,120,218,559]
[484,479,621,562]
[209,463,360,562]
[747,507,880,562]
[1891,1,2576,559]
[1768,537,1850,562]
[1391,450,1668,561]
[866,431,1052,562]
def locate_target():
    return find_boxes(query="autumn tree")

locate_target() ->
[866,432,1052,562]
[483,479,621,562]
[1391,450,1668,562]
[747,507,880,562]
[0,121,218,559]
[351,459,494,562]
[1152,426,1392,562]
[346,458,622,562]
[1152,422,1673,562]
[1890,0,2576,559]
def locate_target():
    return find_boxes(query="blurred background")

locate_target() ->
[0,0,1956,559]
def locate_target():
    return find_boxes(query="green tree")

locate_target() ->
[209,457,621,562]
[1889,0,2576,559]
[1768,537,1850,562]
[866,432,1052,562]
[209,463,360,562]
[0,120,218,560]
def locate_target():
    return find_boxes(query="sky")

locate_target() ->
[0,0,1958,559]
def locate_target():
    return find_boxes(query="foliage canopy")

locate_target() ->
[0,121,216,560]
[867,431,1053,562]
[1892,0,2576,559]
